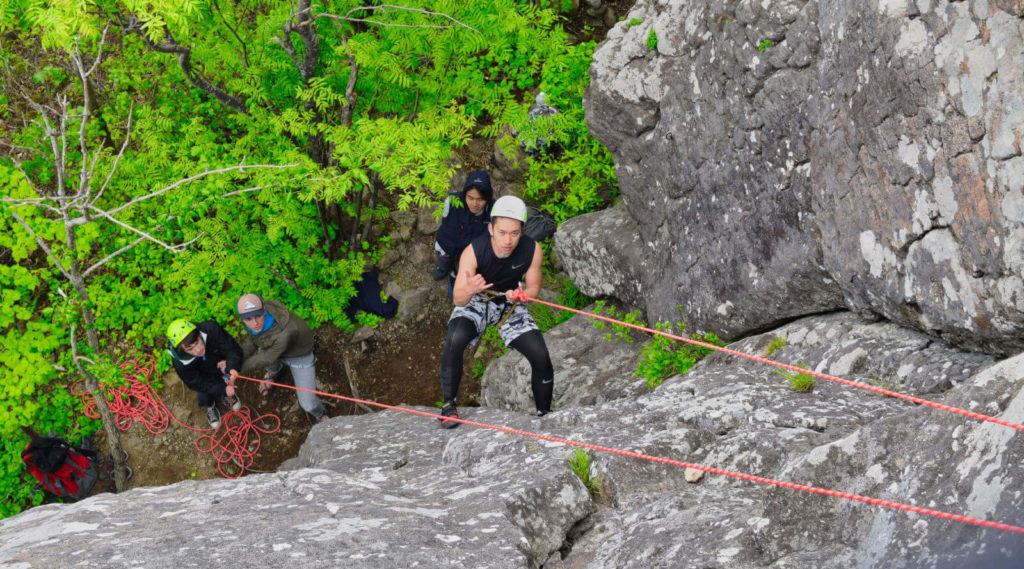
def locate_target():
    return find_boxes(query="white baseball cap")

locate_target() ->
[491,195,527,222]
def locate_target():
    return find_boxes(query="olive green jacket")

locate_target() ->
[239,299,314,372]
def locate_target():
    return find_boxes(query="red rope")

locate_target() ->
[522,296,1024,434]
[236,374,1024,534]
[73,355,281,478]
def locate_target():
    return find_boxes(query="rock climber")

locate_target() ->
[432,170,495,291]
[230,294,329,423]
[438,195,554,427]
[166,318,244,429]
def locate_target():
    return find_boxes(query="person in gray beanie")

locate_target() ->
[230,294,328,422]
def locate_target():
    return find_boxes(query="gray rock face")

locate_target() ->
[482,308,649,412]
[4,313,1018,568]
[569,0,1024,355]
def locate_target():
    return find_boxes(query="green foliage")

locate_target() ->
[471,361,487,380]
[764,336,787,358]
[868,376,902,397]
[758,39,773,52]
[476,324,508,360]
[589,301,646,343]
[774,362,815,393]
[557,279,593,310]
[637,324,724,388]
[500,39,619,224]
[646,29,659,50]
[0,0,623,519]
[627,18,644,28]
[567,447,600,496]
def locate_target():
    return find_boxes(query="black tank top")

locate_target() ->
[471,233,536,294]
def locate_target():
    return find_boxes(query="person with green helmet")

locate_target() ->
[166,319,244,429]
[437,195,554,428]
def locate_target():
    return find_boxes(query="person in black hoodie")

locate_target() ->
[432,170,495,289]
[166,319,244,429]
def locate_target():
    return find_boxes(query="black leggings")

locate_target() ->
[439,317,554,413]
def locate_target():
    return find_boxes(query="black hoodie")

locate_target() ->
[168,320,243,397]
[435,170,494,257]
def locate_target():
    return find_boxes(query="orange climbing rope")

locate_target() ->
[521,295,1024,433]
[233,372,1024,534]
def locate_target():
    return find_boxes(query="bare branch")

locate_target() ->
[98,162,300,220]
[3,198,64,216]
[91,107,134,208]
[86,205,204,252]
[9,211,72,281]
[0,141,44,157]
[82,236,147,278]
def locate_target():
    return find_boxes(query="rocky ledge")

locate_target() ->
[2,311,1022,568]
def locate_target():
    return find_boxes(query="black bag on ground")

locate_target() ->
[523,206,557,243]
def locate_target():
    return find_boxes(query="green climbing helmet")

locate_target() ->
[166,319,197,348]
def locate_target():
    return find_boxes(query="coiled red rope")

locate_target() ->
[235,373,1024,534]
[73,355,281,478]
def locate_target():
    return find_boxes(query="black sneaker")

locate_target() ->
[431,266,447,281]
[206,405,222,429]
[223,395,242,412]
[536,410,549,417]
[438,402,460,429]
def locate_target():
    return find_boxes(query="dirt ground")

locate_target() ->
[94,229,482,488]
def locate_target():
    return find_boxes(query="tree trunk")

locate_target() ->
[69,319,130,492]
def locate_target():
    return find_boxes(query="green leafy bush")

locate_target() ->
[646,29,659,50]
[764,336,787,358]
[567,447,601,496]
[637,325,724,388]
[774,362,815,393]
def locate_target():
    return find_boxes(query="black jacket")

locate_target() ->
[169,320,243,396]
[435,171,494,257]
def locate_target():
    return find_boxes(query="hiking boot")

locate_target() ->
[431,266,448,281]
[536,409,549,417]
[438,402,459,429]
[223,394,242,412]
[206,405,222,429]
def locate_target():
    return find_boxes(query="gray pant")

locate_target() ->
[267,352,324,418]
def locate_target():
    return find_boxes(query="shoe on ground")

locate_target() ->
[317,412,330,423]
[206,405,222,429]
[224,394,242,412]
[431,266,447,281]
[438,402,460,429]
[536,409,549,417]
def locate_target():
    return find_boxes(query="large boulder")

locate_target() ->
[565,0,1024,355]
[5,313,1017,568]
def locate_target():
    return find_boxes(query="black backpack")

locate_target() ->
[524,206,557,243]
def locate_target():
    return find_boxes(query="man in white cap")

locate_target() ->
[230,294,328,422]
[437,195,554,428]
